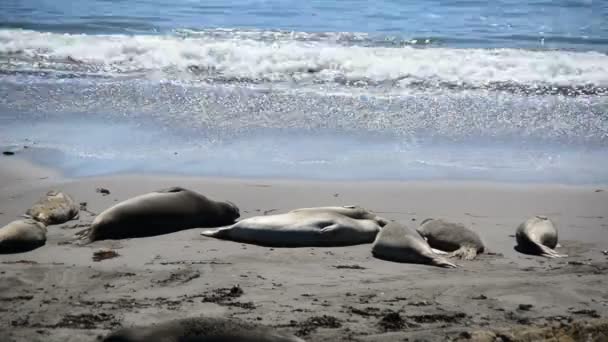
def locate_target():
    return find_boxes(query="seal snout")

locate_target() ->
[225,200,240,220]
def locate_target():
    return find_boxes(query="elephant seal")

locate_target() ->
[85,187,239,241]
[201,211,381,247]
[417,218,485,260]
[0,219,47,254]
[100,316,304,342]
[372,222,457,268]
[26,190,79,225]
[289,206,388,226]
[515,216,566,258]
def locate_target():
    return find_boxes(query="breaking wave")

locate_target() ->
[1,29,607,94]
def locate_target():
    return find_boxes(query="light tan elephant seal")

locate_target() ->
[515,216,566,258]
[85,187,239,241]
[289,206,388,226]
[99,316,305,342]
[0,219,47,254]
[201,211,381,247]
[417,218,485,260]
[26,190,79,225]
[372,222,457,268]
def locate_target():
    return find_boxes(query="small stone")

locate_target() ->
[518,304,533,311]
[92,248,120,262]
[96,188,110,196]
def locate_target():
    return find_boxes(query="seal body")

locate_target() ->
[516,216,566,258]
[289,206,388,227]
[372,222,456,268]
[201,211,380,247]
[0,219,47,254]
[26,190,79,225]
[417,219,485,260]
[87,187,239,241]
[100,316,304,342]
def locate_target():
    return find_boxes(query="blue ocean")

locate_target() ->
[1,0,607,183]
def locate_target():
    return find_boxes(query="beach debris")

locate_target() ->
[54,313,119,329]
[518,304,533,311]
[332,264,366,270]
[594,189,604,192]
[408,300,432,306]
[293,315,342,336]
[78,202,97,216]
[199,285,244,303]
[1,260,38,265]
[569,309,600,318]
[409,312,467,323]
[602,250,608,256]
[92,248,120,262]
[567,261,592,266]
[0,295,34,302]
[96,187,111,196]
[2,151,15,156]
[378,311,411,331]
[472,294,488,300]
[263,208,278,215]
[456,318,608,342]
[155,270,201,285]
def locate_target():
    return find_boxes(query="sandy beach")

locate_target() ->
[1,157,607,341]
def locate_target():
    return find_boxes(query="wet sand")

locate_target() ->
[1,158,607,341]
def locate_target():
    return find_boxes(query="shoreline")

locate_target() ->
[2,153,607,190]
[1,154,607,341]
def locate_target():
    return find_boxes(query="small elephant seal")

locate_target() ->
[515,216,566,258]
[85,187,239,241]
[0,219,47,254]
[26,190,79,225]
[99,316,305,342]
[289,206,388,226]
[201,211,380,247]
[417,218,485,260]
[372,222,457,268]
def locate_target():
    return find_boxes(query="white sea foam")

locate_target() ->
[1,29,607,89]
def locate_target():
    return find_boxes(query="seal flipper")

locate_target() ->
[319,224,340,235]
[201,227,229,237]
[537,243,567,258]
[431,248,448,255]
[73,227,94,245]
[431,256,458,268]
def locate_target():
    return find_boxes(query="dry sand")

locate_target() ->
[1,157,607,341]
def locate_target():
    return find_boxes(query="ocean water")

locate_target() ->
[1,0,607,183]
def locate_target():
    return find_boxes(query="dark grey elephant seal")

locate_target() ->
[0,219,47,254]
[85,187,239,241]
[201,211,380,247]
[515,216,566,258]
[372,222,457,268]
[289,206,388,226]
[417,218,485,260]
[100,316,304,342]
[26,190,79,225]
